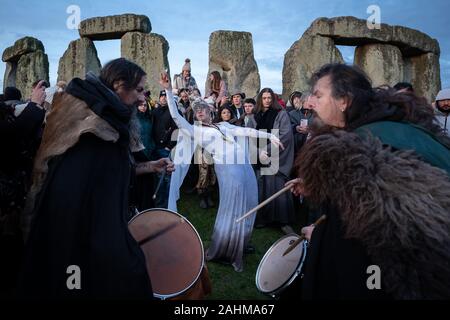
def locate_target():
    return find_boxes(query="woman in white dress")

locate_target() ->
[159,73,283,272]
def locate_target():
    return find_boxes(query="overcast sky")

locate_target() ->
[1,0,449,95]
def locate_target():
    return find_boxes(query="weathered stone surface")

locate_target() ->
[57,38,101,83]
[2,37,45,62]
[121,32,170,97]
[307,16,439,56]
[206,31,260,98]
[3,62,17,91]
[354,44,404,87]
[404,53,441,102]
[15,50,49,99]
[79,14,151,40]
[282,34,344,100]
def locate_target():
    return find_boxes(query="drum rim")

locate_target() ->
[128,207,205,300]
[255,233,307,296]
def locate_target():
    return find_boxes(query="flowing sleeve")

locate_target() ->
[223,122,274,139]
[166,89,196,212]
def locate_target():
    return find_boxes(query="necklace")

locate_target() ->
[201,122,233,142]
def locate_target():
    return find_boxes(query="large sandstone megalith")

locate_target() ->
[2,37,45,63]
[57,38,102,83]
[2,36,49,97]
[121,32,170,97]
[3,62,16,89]
[404,53,441,102]
[354,44,404,87]
[282,16,441,102]
[206,31,260,99]
[282,34,344,100]
[307,16,439,56]
[79,14,151,40]
[16,50,49,99]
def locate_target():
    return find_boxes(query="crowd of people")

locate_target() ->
[1,54,450,299]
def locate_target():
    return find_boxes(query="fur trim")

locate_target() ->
[297,130,450,299]
[22,92,119,239]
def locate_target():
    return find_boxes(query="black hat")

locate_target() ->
[159,90,167,97]
[4,87,22,101]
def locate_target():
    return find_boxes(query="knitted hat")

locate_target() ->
[182,58,191,72]
[436,88,450,101]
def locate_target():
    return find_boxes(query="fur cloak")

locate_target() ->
[297,130,450,299]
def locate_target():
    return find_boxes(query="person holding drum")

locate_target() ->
[160,72,283,272]
[18,58,174,299]
[286,63,450,299]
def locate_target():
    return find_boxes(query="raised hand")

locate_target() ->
[159,72,171,90]
[31,80,47,106]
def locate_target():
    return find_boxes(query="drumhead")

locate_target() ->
[256,234,306,295]
[128,208,204,299]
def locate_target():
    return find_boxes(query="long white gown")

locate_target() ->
[166,90,273,272]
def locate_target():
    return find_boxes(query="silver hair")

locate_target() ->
[191,98,211,112]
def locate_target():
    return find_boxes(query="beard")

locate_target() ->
[437,104,450,114]
[129,106,145,153]
[307,112,336,135]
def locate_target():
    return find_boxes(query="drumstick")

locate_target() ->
[153,170,167,200]
[153,155,172,200]
[235,185,292,223]
[137,219,184,246]
[282,214,327,257]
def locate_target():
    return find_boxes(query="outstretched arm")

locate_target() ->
[225,124,284,150]
[160,72,194,136]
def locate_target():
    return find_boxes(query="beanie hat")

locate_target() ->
[4,87,22,101]
[182,58,191,72]
[436,88,450,101]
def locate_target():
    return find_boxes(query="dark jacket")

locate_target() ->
[136,108,155,159]
[152,104,179,150]
[229,104,244,119]
[288,108,310,154]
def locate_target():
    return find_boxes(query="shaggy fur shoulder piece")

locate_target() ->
[22,92,119,239]
[297,130,450,299]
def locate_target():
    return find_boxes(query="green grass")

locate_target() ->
[177,190,302,300]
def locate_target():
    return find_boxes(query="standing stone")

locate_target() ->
[404,53,441,102]
[80,14,151,41]
[282,34,344,100]
[121,32,170,97]
[15,50,49,99]
[206,31,260,98]
[2,37,45,62]
[57,38,101,83]
[3,62,17,91]
[307,16,439,56]
[354,44,404,87]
